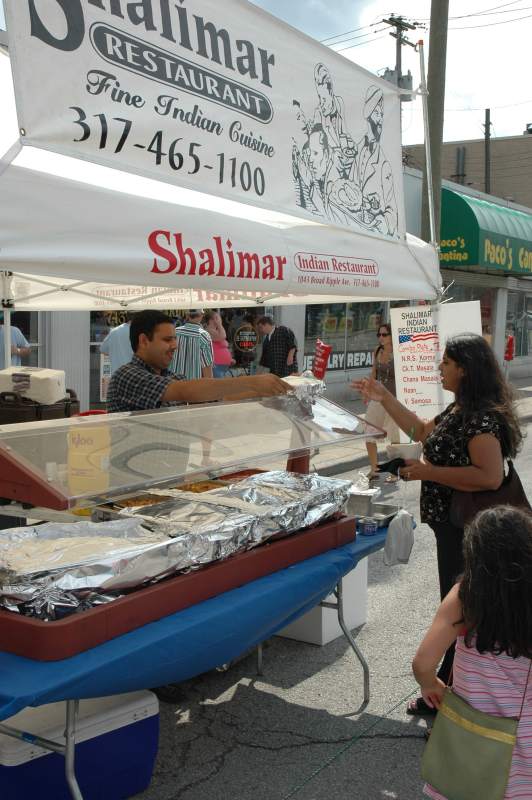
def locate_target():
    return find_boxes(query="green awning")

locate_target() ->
[440,188,532,275]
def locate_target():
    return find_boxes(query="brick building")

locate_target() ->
[403,130,532,208]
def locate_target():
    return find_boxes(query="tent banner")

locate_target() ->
[5,0,404,240]
[0,165,439,307]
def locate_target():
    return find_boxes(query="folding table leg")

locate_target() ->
[320,577,370,709]
[64,700,84,800]
[0,699,84,800]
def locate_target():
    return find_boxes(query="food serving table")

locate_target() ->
[0,530,387,800]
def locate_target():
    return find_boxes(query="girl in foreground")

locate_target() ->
[412,506,532,799]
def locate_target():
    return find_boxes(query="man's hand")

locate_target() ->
[228,374,291,399]
[164,374,291,404]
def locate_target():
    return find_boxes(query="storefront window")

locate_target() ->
[506,292,532,357]
[303,302,385,371]
[90,312,116,407]
[12,311,39,367]
[444,285,494,343]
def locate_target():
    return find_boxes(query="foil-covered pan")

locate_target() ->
[212,471,351,532]
[282,373,325,400]
[117,497,258,559]
[0,519,170,616]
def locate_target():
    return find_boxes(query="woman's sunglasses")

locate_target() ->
[377,332,390,338]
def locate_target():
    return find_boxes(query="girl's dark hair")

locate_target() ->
[445,333,523,458]
[459,506,532,658]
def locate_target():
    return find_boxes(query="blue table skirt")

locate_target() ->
[0,530,387,722]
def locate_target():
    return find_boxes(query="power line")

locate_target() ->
[416,1,530,20]
[334,33,390,52]
[457,5,532,15]
[450,11,532,29]
[325,26,388,48]
[320,22,377,44]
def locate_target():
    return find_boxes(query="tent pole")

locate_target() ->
[418,41,438,249]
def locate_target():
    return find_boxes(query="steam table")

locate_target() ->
[0,528,388,799]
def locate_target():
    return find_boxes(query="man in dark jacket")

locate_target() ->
[257,316,298,378]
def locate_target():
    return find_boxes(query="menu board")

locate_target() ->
[390,302,482,437]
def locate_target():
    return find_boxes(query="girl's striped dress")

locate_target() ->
[424,636,532,800]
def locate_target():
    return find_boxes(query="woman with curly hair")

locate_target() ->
[352,333,524,712]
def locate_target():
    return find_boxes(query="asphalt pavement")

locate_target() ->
[136,378,532,800]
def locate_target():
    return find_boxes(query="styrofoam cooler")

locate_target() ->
[0,691,159,800]
[277,557,368,645]
[0,368,66,405]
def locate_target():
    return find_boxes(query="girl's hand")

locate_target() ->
[420,678,446,710]
[350,376,386,403]
[398,458,432,482]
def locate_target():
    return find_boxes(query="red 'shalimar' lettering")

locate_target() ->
[149,230,286,281]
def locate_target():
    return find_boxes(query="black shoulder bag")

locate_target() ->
[449,459,531,528]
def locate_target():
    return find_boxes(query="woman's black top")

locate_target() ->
[421,403,502,525]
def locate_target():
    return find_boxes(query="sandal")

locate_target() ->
[366,470,379,481]
[385,474,399,483]
[406,697,437,716]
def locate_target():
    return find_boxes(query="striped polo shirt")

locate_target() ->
[171,322,213,379]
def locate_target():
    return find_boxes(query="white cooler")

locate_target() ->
[0,367,66,405]
[0,691,159,800]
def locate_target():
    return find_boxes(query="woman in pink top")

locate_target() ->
[204,311,234,378]
[413,506,532,800]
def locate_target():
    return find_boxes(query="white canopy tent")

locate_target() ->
[0,2,440,369]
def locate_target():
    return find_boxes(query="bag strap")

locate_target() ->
[518,660,532,721]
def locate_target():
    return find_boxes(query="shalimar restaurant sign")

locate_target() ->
[439,188,532,275]
[5,0,404,240]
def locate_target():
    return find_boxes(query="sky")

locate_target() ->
[249,0,532,145]
[1,0,531,147]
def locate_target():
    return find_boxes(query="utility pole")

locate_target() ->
[484,108,491,194]
[421,0,449,245]
[382,15,418,90]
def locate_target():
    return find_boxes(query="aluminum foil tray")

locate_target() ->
[119,497,259,555]
[0,514,356,660]
[0,500,257,619]
[214,471,351,532]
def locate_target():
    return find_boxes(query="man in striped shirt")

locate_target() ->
[171,309,213,379]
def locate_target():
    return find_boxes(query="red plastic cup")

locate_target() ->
[312,339,332,379]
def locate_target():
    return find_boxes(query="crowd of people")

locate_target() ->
[101,309,300,382]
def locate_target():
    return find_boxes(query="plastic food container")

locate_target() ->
[359,517,378,536]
